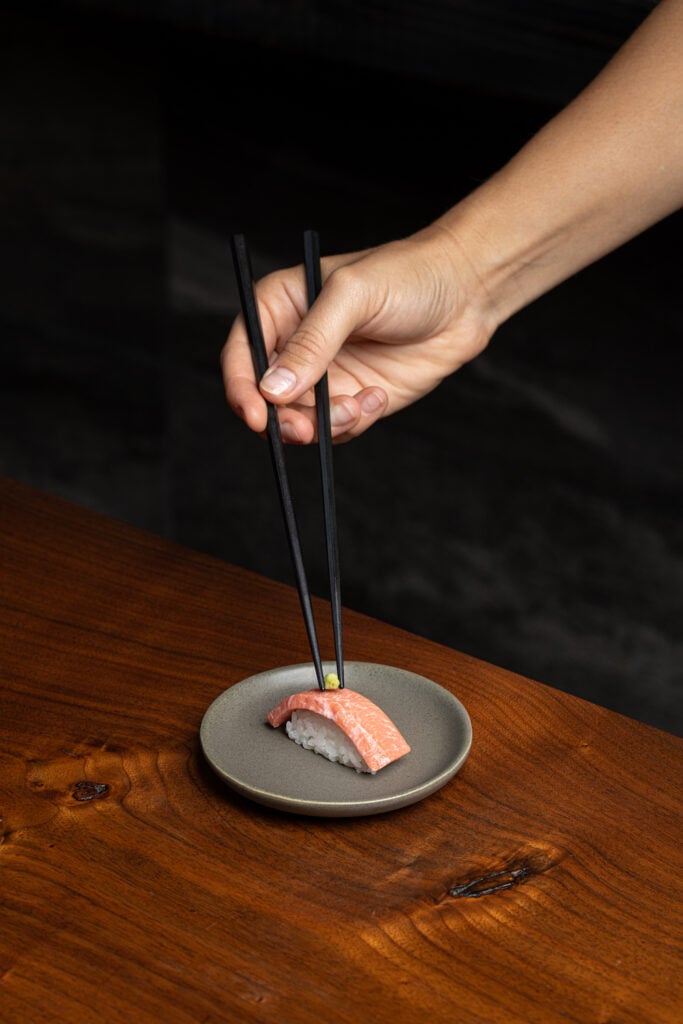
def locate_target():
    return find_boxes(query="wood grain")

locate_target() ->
[1,478,681,1023]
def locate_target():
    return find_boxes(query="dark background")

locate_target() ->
[2,1,681,734]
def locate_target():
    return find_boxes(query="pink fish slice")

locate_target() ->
[268,688,411,773]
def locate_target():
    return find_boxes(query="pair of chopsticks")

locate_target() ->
[230,231,344,691]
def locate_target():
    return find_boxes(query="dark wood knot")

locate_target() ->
[72,781,109,802]
[447,848,560,900]
[448,865,532,899]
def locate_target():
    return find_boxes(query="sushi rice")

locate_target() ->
[286,709,373,773]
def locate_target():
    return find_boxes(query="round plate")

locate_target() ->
[200,661,472,817]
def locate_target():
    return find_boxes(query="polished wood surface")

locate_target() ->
[1,478,681,1023]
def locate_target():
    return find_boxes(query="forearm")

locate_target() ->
[435,0,683,328]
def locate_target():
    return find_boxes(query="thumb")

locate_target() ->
[259,275,363,402]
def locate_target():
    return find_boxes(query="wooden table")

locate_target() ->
[1,478,681,1023]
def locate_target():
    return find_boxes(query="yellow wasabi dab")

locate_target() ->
[324,673,341,690]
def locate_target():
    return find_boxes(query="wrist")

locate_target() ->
[410,211,506,337]
[430,178,577,331]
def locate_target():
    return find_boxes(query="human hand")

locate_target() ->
[222,0,683,445]
[221,226,495,443]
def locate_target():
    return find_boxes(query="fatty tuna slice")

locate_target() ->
[267,687,410,773]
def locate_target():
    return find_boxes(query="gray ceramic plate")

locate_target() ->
[200,661,472,817]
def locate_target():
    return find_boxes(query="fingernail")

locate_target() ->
[261,365,297,396]
[281,421,301,443]
[361,391,384,414]
[330,401,356,428]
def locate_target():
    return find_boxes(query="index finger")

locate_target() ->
[221,309,269,433]
[221,267,311,432]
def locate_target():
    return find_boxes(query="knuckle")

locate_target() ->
[287,324,328,366]
[326,263,365,302]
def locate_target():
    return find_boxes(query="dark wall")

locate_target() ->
[70,0,655,105]
[1,2,681,734]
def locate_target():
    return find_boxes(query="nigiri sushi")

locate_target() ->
[267,686,410,773]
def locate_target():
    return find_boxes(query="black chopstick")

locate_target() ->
[303,230,345,689]
[230,233,326,692]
